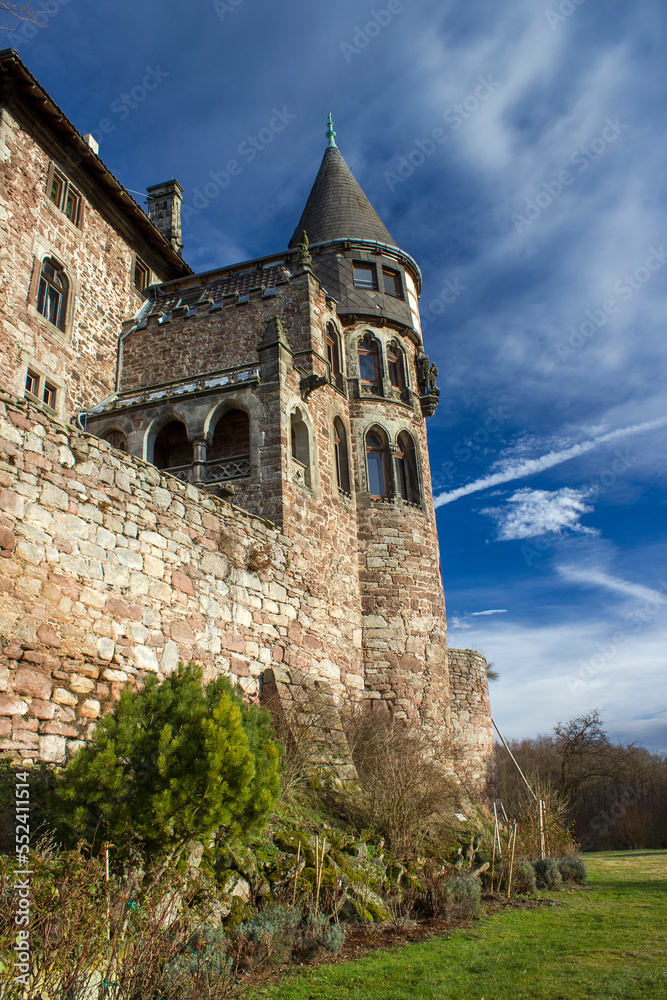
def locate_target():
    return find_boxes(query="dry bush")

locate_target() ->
[497,773,577,858]
[0,842,233,999]
[246,543,273,575]
[341,710,463,859]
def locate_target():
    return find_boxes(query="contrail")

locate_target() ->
[433,417,667,507]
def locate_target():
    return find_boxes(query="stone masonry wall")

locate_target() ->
[0,389,365,764]
[0,106,176,421]
[448,648,496,796]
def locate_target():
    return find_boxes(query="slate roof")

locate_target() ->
[289,145,397,249]
[154,263,292,312]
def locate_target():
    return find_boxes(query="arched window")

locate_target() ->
[333,417,350,494]
[358,334,380,384]
[37,258,68,331]
[387,340,406,390]
[208,408,250,480]
[103,429,128,453]
[326,324,341,379]
[366,429,389,497]
[290,409,311,488]
[153,420,192,478]
[395,431,420,503]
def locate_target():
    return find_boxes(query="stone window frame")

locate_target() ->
[394,429,421,505]
[27,250,78,342]
[287,402,317,493]
[45,161,86,232]
[364,424,391,498]
[20,356,66,419]
[325,321,344,379]
[144,410,194,474]
[331,414,352,498]
[386,338,409,391]
[133,254,151,293]
[356,331,382,386]
[203,393,263,483]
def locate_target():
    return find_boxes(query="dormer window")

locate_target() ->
[49,168,82,227]
[353,262,378,290]
[382,266,403,298]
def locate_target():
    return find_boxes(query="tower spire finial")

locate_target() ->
[326,113,337,149]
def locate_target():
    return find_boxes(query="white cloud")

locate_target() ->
[482,487,597,540]
[434,417,667,507]
[470,609,509,616]
[447,615,667,750]
[556,565,667,607]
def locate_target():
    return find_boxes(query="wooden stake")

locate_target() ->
[291,841,301,909]
[491,808,498,892]
[314,836,327,922]
[506,823,517,899]
[539,799,546,861]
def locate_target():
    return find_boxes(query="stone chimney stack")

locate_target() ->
[146,179,184,256]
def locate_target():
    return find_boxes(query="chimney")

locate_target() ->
[146,179,183,256]
[82,134,99,155]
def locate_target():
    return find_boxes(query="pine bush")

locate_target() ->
[51,662,281,864]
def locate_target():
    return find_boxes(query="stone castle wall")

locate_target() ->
[0,389,366,764]
[447,647,496,795]
[0,105,176,421]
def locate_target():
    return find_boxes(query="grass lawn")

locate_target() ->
[241,850,667,1000]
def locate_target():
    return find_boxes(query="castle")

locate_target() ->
[0,50,494,794]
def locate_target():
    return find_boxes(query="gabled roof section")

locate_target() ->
[288,132,397,249]
[0,49,192,278]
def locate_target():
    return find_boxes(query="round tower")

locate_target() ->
[289,118,448,727]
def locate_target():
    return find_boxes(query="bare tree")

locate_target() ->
[0,3,43,31]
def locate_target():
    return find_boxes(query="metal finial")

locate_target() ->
[326,113,337,148]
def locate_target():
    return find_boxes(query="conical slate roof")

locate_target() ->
[289,130,397,249]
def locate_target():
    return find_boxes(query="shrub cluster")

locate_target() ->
[532,857,563,890]
[557,856,587,884]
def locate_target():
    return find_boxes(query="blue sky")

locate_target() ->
[6,0,666,750]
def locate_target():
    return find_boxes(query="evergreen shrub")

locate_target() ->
[557,856,587,883]
[532,857,563,890]
[51,662,281,865]
[443,872,481,921]
[233,905,301,968]
[497,858,536,895]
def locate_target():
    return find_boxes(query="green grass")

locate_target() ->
[241,851,667,1000]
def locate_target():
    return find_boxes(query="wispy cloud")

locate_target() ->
[482,487,597,540]
[470,609,509,616]
[434,418,667,507]
[556,566,667,606]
